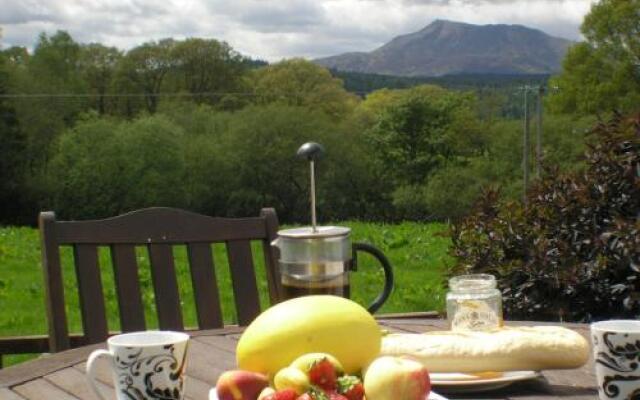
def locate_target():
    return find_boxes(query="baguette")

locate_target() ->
[381,326,589,373]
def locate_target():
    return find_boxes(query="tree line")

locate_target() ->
[0,0,634,225]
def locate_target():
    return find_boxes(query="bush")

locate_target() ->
[424,161,492,221]
[219,104,390,222]
[44,114,187,218]
[451,112,640,322]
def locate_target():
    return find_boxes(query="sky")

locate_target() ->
[0,0,595,62]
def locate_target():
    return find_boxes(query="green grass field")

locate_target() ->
[0,222,453,366]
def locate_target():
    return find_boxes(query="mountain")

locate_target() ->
[314,20,573,77]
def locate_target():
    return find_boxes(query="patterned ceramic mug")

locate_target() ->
[592,320,640,400]
[86,331,190,400]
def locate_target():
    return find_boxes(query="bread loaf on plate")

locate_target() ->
[381,326,589,373]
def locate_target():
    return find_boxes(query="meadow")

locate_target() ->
[0,222,452,366]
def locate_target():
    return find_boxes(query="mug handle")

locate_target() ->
[352,242,394,314]
[86,349,113,400]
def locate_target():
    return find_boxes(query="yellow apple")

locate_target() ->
[364,356,430,400]
[273,366,310,394]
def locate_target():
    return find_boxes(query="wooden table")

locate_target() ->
[0,319,597,399]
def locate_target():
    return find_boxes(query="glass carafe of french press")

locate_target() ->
[271,142,394,313]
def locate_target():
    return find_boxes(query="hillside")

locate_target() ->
[315,19,573,76]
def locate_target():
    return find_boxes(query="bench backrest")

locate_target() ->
[39,207,280,352]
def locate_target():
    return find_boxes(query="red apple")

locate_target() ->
[216,370,269,400]
[363,356,430,400]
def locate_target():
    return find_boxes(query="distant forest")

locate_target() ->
[333,70,550,118]
[334,70,549,93]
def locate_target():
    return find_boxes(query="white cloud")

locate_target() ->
[0,0,594,61]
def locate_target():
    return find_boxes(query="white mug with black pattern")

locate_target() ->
[86,331,190,400]
[592,320,640,400]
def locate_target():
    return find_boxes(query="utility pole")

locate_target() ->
[536,85,544,178]
[522,87,530,204]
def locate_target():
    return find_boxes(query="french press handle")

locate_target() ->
[352,242,394,314]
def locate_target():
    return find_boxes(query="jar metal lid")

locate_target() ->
[449,274,497,292]
[277,226,351,239]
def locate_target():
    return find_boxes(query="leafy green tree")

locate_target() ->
[2,46,29,65]
[79,44,122,114]
[548,0,640,115]
[425,114,596,220]
[11,31,89,169]
[423,161,492,221]
[159,102,234,214]
[115,39,175,113]
[0,51,29,223]
[250,59,358,119]
[219,104,378,222]
[366,85,482,186]
[44,115,187,218]
[169,38,248,107]
[220,104,330,220]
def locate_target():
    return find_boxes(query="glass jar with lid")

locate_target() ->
[446,274,503,331]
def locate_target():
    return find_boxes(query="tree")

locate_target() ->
[548,0,640,115]
[169,38,247,107]
[0,51,29,223]
[2,46,29,65]
[250,59,358,119]
[219,104,332,220]
[366,85,481,186]
[582,0,640,66]
[79,44,122,114]
[116,39,175,113]
[362,85,485,219]
[11,31,89,169]
[44,115,187,218]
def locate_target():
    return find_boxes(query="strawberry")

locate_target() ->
[265,389,298,400]
[297,387,329,400]
[326,392,349,400]
[308,359,337,390]
[337,376,364,400]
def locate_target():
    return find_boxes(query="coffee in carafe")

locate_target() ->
[273,226,353,301]
[281,275,350,299]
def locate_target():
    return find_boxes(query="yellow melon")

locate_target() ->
[236,295,381,376]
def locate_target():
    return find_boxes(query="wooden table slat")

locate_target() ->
[194,335,239,354]
[183,340,237,384]
[13,378,80,400]
[0,388,26,400]
[45,367,115,400]
[0,343,104,389]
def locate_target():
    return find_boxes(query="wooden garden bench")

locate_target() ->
[0,207,281,367]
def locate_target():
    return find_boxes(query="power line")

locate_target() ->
[0,92,255,98]
[0,90,373,98]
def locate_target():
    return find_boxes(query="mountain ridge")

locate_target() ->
[314,20,573,77]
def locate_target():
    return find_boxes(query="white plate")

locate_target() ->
[209,388,448,400]
[430,370,540,393]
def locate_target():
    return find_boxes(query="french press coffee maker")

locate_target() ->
[271,142,394,313]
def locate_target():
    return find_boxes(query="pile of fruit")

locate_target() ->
[214,296,431,400]
[216,352,430,400]
[218,352,362,400]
